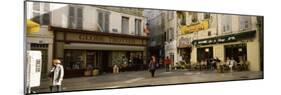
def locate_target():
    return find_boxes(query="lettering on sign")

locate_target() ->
[66,33,145,45]
[180,20,209,34]
[79,34,104,41]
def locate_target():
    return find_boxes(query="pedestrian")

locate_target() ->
[148,56,157,77]
[214,57,221,70]
[164,56,171,72]
[113,64,119,74]
[207,58,211,70]
[210,58,216,70]
[227,57,237,72]
[48,59,64,92]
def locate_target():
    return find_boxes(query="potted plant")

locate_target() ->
[92,67,100,76]
[84,64,93,76]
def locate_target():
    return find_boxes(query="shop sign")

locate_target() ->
[192,30,256,45]
[66,33,146,46]
[178,37,192,48]
[180,20,209,35]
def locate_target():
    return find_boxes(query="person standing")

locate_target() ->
[164,56,171,72]
[227,57,237,72]
[49,59,64,92]
[148,56,157,77]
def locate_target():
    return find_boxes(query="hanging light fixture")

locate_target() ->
[238,48,242,52]
[205,48,209,52]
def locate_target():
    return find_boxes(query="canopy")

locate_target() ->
[27,19,40,32]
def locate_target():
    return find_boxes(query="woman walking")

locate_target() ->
[49,59,64,92]
[148,56,157,77]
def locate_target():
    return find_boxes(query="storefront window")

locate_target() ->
[111,52,126,66]
[224,44,247,63]
[197,47,213,62]
[64,50,84,70]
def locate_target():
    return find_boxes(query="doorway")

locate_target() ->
[30,43,48,80]
[97,51,111,73]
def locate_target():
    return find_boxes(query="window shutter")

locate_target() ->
[68,6,75,28]
[105,13,109,32]
[98,12,103,32]
[77,7,83,29]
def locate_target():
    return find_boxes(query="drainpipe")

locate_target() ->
[216,14,219,36]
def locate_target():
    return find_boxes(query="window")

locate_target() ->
[122,17,129,34]
[169,28,174,41]
[135,19,142,36]
[179,12,186,25]
[190,12,198,23]
[41,3,50,25]
[32,3,50,25]
[42,13,50,25]
[208,31,211,36]
[77,7,83,29]
[33,2,40,11]
[98,11,110,32]
[222,15,232,32]
[204,13,210,19]
[43,3,49,12]
[32,12,40,24]
[68,6,83,29]
[64,50,84,70]
[168,11,174,21]
[240,16,251,31]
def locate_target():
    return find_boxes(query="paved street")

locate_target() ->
[31,69,263,93]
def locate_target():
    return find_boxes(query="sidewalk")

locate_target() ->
[31,69,263,93]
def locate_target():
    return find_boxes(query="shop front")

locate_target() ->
[177,37,192,63]
[224,44,247,63]
[27,26,54,80]
[51,27,148,78]
[196,47,213,62]
[191,30,261,71]
[165,40,177,66]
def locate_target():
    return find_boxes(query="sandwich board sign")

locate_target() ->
[27,51,42,87]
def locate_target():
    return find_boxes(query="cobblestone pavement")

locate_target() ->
[31,69,263,94]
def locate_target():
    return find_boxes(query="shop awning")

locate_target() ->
[27,19,40,32]
[64,43,145,51]
[192,30,256,46]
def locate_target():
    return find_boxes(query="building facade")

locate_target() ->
[26,2,53,79]
[178,12,262,71]
[50,4,148,77]
[145,10,178,66]
[163,11,178,66]
[144,10,164,61]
